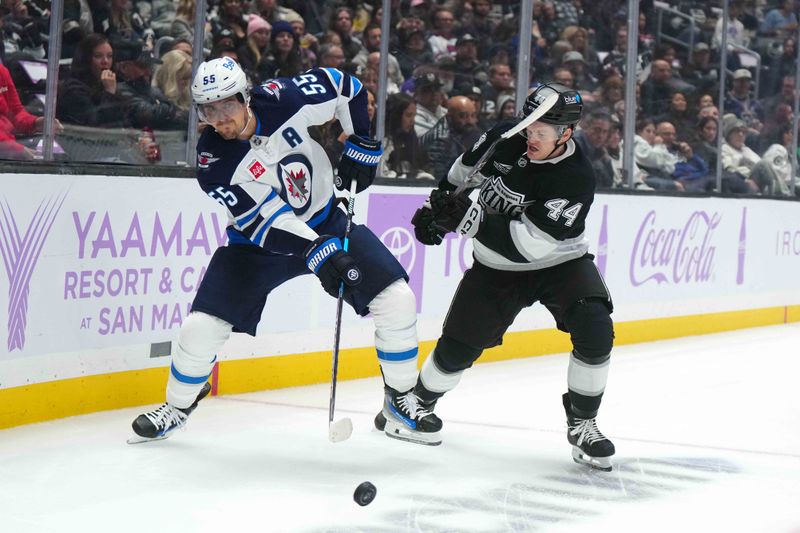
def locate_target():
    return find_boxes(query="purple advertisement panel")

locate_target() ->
[366,193,429,312]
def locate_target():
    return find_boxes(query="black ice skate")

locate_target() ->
[127,382,212,444]
[563,393,615,471]
[379,388,442,446]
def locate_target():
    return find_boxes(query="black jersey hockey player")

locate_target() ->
[379,83,617,470]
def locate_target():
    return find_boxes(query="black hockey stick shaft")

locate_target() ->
[453,92,560,196]
[329,179,358,428]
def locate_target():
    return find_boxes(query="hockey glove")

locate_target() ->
[335,135,383,193]
[429,189,483,238]
[304,235,362,298]
[411,202,446,245]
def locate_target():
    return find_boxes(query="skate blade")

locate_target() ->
[571,446,612,471]
[127,433,170,445]
[328,417,353,443]
[384,419,441,446]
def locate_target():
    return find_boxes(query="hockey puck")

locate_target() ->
[353,481,377,506]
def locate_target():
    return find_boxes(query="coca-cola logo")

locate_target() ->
[630,210,720,286]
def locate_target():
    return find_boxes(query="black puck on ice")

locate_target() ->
[353,481,377,506]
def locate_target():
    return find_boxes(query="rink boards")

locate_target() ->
[1,174,799,428]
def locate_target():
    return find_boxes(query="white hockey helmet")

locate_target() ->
[191,57,249,107]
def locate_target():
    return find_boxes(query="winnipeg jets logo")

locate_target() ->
[198,151,219,169]
[261,80,284,99]
[479,176,530,217]
[277,154,313,211]
[493,162,513,174]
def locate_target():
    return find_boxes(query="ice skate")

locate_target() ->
[563,393,615,471]
[380,388,442,446]
[128,382,212,444]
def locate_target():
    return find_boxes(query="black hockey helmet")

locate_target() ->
[521,83,583,129]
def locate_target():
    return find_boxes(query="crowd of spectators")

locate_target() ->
[0,0,798,195]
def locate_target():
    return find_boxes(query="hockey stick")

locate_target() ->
[453,92,561,196]
[328,179,358,443]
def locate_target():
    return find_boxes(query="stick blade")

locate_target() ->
[329,417,353,443]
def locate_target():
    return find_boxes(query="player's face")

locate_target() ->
[199,96,248,139]
[525,122,566,161]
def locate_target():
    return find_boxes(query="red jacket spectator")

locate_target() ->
[0,64,38,159]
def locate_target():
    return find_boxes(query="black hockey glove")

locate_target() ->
[411,203,445,245]
[335,135,383,193]
[429,189,484,238]
[304,235,362,298]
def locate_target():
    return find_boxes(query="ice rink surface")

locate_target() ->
[2,323,799,533]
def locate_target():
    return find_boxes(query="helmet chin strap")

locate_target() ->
[237,106,254,138]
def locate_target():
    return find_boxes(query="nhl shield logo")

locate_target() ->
[278,153,313,212]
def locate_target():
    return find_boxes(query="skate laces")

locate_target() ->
[144,403,188,432]
[395,391,432,420]
[569,417,606,446]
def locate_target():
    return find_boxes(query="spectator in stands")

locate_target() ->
[713,1,748,61]
[760,0,798,38]
[724,69,764,132]
[379,92,434,180]
[538,1,561,47]
[413,72,446,137]
[114,38,187,130]
[760,122,797,196]
[759,102,794,152]
[317,43,346,69]
[633,118,685,192]
[691,116,720,173]
[251,0,301,26]
[561,51,599,93]
[764,75,797,119]
[562,26,600,80]
[461,0,496,58]
[237,15,271,80]
[420,95,481,181]
[552,0,580,36]
[452,34,484,94]
[0,61,61,160]
[656,90,695,142]
[655,120,711,192]
[495,93,516,122]
[601,26,629,79]
[94,0,154,46]
[428,7,458,60]
[574,111,615,189]
[286,13,318,57]
[761,37,797,95]
[605,119,652,190]
[259,20,312,80]
[353,24,404,91]
[552,67,575,90]
[170,0,212,53]
[720,115,777,194]
[396,26,433,81]
[681,42,718,96]
[480,63,514,118]
[148,0,176,39]
[591,75,624,115]
[641,59,694,118]
[327,6,363,62]
[57,33,125,128]
[209,0,248,49]
[152,49,192,112]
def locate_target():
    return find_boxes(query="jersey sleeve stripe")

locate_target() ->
[236,189,277,228]
[511,215,559,261]
[252,204,293,245]
[321,67,343,91]
[307,195,335,228]
[350,76,363,97]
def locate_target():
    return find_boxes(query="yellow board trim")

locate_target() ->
[2,305,798,430]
